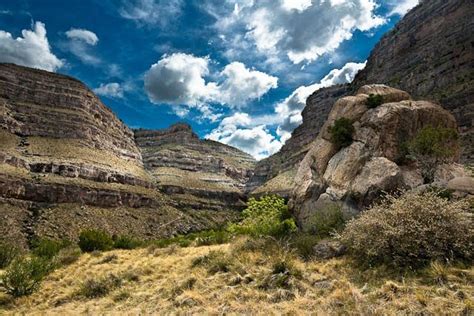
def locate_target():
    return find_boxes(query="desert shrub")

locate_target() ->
[407,125,459,183]
[153,235,193,248]
[288,234,321,261]
[366,94,384,108]
[0,241,19,269]
[113,235,142,250]
[194,230,231,246]
[78,274,122,298]
[258,257,302,290]
[339,191,473,268]
[78,229,114,252]
[31,238,71,259]
[307,204,345,237]
[227,195,296,237]
[54,246,82,266]
[328,118,355,149]
[191,250,232,274]
[0,256,53,297]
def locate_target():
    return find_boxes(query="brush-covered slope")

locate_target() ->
[135,124,256,211]
[0,64,236,246]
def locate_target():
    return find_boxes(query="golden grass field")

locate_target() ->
[1,238,472,315]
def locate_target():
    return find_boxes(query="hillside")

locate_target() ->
[2,240,472,314]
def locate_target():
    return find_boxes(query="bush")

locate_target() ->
[54,246,82,266]
[288,234,321,261]
[79,274,122,298]
[0,256,53,297]
[191,250,232,274]
[328,118,355,149]
[339,192,473,268]
[306,204,345,237]
[31,238,71,259]
[113,235,142,250]
[0,241,19,269]
[194,230,231,246]
[366,94,384,108]
[78,229,114,252]
[227,195,296,237]
[407,125,459,183]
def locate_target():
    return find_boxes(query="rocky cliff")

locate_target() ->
[135,124,256,212]
[251,0,473,195]
[353,0,474,163]
[290,85,467,231]
[0,64,239,247]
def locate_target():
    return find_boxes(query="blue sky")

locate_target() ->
[0,0,418,159]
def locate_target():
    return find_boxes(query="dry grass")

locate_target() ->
[1,238,472,315]
[252,169,297,195]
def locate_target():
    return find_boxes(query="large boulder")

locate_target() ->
[291,85,463,230]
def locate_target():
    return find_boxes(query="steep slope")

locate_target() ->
[135,124,256,211]
[251,0,473,195]
[0,64,237,246]
[353,0,474,162]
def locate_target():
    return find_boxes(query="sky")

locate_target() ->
[0,0,419,160]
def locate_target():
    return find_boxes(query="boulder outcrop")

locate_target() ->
[290,85,464,231]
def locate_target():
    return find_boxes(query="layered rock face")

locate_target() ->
[135,124,256,211]
[353,0,474,162]
[248,84,351,196]
[290,85,465,231]
[0,64,237,246]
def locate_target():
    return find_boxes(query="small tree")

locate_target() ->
[407,125,458,183]
[228,195,296,237]
[366,94,384,108]
[328,118,355,149]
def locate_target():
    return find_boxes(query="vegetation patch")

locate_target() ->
[306,204,345,237]
[328,118,355,149]
[0,241,20,269]
[365,94,384,108]
[78,274,122,299]
[78,229,114,252]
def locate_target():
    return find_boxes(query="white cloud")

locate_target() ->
[64,28,100,65]
[0,21,63,72]
[144,53,278,117]
[65,28,98,45]
[119,0,184,27]
[275,61,366,143]
[93,82,124,98]
[388,0,419,16]
[210,0,384,65]
[215,62,278,107]
[206,113,282,160]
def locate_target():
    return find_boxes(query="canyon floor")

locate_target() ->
[1,238,472,315]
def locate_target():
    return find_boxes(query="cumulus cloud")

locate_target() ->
[144,53,278,117]
[64,28,100,65]
[388,0,419,16]
[210,0,384,65]
[0,21,63,71]
[206,113,282,160]
[275,61,366,142]
[119,0,184,27]
[65,28,98,45]
[93,82,124,98]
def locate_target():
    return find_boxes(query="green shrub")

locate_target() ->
[366,94,384,108]
[194,230,231,246]
[339,192,473,268]
[78,274,122,298]
[407,125,459,183]
[0,256,53,297]
[0,241,19,269]
[307,204,345,237]
[227,195,296,237]
[31,238,71,259]
[113,235,142,250]
[328,118,355,149]
[289,234,321,261]
[78,229,114,252]
[54,246,82,266]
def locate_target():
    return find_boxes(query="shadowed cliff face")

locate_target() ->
[251,0,473,195]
